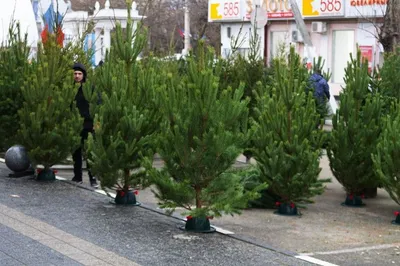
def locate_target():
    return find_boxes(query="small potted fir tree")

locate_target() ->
[150,44,266,232]
[87,2,161,204]
[328,50,383,206]
[251,47,329,215]
[18,27,82,181]
[373,110,400,224]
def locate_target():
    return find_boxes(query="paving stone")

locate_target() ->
[0,163,312,266]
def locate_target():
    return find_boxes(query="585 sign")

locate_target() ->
[303,0,345,17]
[320,0,342,12]
[208,0,244,22]
[223,1,240,17]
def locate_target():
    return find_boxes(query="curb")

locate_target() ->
[0,157,336,266]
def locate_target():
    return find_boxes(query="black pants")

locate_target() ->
[72,128,95,181]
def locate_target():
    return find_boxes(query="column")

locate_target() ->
[103,27,111,59]
[94,27,102,66]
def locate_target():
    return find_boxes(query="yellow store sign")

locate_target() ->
[302,0,345,17]
[208,0,246,22]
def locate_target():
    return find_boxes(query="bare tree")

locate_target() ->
[69,0,220,56]
[379,0,400,52]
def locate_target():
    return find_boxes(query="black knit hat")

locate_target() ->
[72,62,87,82]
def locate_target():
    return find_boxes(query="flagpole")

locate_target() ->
[182,0,190,56]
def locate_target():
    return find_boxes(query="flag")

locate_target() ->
[178,29,184,38]
[178,29,192,38]
[32,0,39,21]
[41,1,64,46]
[43,1,63,34]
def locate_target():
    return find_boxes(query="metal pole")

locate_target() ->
[183,0,191,55]
[288,0,314,61]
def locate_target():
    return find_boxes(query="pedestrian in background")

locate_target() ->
[71,62,98,188]
[310,69,330,127]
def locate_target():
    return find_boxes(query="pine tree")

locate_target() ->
[219,24,271,162]
[373,47,400,112]
[371,48,400,223]
[86,2,160,204]
[17,30,82,180]
[0,23,32,150]
[372,107,400,207]
[149,43,266,231]
[327,50,383,205]
[251,46,328,215]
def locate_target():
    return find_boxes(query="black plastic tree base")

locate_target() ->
[392,213,400,225]
[274,203,299,216]
[110,190,141,206]
[8,169,35,178]
[341,195,365,207]
[179,217,216,233]
[36,169,56,182]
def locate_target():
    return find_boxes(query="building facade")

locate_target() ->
[209,0,387,97]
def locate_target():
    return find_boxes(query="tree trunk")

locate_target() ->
[124,169,130,191]
[379,0,400,52]
[195,185,202,208]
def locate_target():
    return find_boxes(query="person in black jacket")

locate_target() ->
[71,62,98,188]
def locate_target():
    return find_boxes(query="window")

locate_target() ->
[227,27,231,38]
[270,31,288,60]
[332,30,355,83]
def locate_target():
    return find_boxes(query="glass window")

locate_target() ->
[332,30,355,83]
[270,31,288,60]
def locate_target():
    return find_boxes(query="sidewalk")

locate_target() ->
[0,162,314,266]
[53,154,400,266]
[2,153,400,265]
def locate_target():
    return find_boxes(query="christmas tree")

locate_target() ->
[251,46,328,215]
[372,107,400,223]
[219,24,271,162]
[371,48,400,223]
[0,23,32,150]
[149,43,266,232]
[327,50,382,206]
[86,2,160,205]
[378,47,400,100]
[18,28,82,180]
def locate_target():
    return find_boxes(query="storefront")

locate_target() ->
[208,0,387,96]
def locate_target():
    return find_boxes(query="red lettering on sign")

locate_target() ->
[350,0,387,6]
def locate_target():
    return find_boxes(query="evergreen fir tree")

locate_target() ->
[251,46,328,214]
[372,107,400,208]
[0,23,32,150]
[370,47,400,116]
[327,50,383,205]
[378,47,400,100]
[17,29,82,180]
[149,43,265,231]
[86,2,160,204]
[219,24,271,162]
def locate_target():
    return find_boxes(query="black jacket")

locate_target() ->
[75,84,93,130]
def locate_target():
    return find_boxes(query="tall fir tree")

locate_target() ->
[0,23,32,150]
[149,43,265,232]
[18,29,82,180]
[251,46,328,214]
[219,24,271,162]
[372,107,400,208]
[327,50,383,205]
[371,48,400,222]
[378,47,400,100]
[87,1,160,204]
[370,47,400,116]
